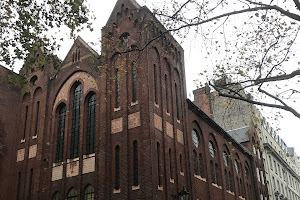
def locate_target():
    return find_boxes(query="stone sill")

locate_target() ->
[180,171,184,176]
[212,183,222,189]
[67,157,79,163]
[177,119,180,124]
[239,196,245,200]
[32,135,38,140]
[20,139,25,143]
[154,103,159,108]
[132,185,140,190]
[166,111,170,116]
[114,107,121,112]
[226,190,235,195]
[131,101,138,106]
[194,174,206,182]
[83,153,95,159]
[113,189,121,194]
[170,178,174,183]
[53,162,64,167]
[158,186,163,191]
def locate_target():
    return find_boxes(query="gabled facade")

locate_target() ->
[0,0,265,199]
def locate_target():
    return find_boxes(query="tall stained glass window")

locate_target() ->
[56,105,66,163]
[86,93,96,155]
[70,84,82,159]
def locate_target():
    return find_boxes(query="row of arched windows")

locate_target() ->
[152,47,182,121]
[55,83,96,163]
[52,185,94,200]
[191,127,252,198]
[22,87,42,140]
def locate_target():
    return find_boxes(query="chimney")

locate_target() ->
[193,84,212,117]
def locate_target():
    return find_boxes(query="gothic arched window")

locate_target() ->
[84,185,94,200]
[86,93,96,155]
[70,84,82,159]
[56,104,66,163]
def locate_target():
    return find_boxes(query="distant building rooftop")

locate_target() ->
[227,126,250,143]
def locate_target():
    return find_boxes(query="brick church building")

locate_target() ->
[0,0,268,199]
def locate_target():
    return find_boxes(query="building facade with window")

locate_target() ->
[259,118,300,200]
[0,0,267,199]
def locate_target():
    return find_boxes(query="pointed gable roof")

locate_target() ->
[61,36,99,67]
[105,0,141,27]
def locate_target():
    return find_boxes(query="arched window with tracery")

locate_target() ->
[56,104,66,163]
[84,185,94,200]
[86,93,96,155]
[67,188,78,200]
[70,83,82,159]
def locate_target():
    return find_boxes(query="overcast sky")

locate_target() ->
[10,0,300,156]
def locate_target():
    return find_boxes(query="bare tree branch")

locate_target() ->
[293,0,300,11]
[209,82,300,118]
